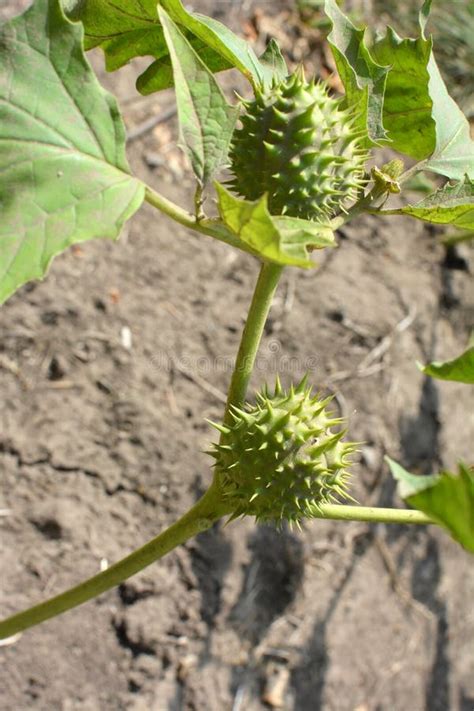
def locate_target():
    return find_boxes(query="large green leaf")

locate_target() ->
[382,176,474,229]
[387,458,474,554]
[420,345,474,385]
[324,0,474,177]
[418,1,474,179]
[161,0,264,88]
[371,28,435,160]
[64,0,166,70]
[64,0,261,94]
[215,184,335,268]
[158,9,237,185]
[324,0,389,145]
[0,0,144,305]
[422,52,474,180]
[138,31,287,97]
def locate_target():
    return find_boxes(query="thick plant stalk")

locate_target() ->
[222,261,283,424]
[0,483,231,640]
[0,497,434,639]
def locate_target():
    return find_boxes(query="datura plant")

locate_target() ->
[0,0,473,640]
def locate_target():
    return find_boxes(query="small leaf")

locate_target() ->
[371,27,435,160]
[215,184,335,268]
[418,0,432,34]
[387,458,474,554]
[324,0,389,145]
[258,39,288,89]
[419,346,474,384]
[158,8,238,185]
[382,176,474,229]
[0,0,145,305]
[325,0,473,179]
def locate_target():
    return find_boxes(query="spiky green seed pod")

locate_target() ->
[228,69,368,221]
[208,378,357,525]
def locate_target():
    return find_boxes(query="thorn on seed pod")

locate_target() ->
[208,377,358,526]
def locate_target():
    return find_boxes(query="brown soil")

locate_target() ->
[1,2,473,710]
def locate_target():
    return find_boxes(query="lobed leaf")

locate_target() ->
[421,51,474,180]
[161,0,264,88]
[63,0,167,70]
[324,0,474,178]
[371,27,435,160]
[387,458,474,554]
[65,0,263,94]
[214,184,335,268]
[382,176,474,229]
[419,345,474,385]
[417,0,474,179]
[158,8,238,185]
[324,0,389,145]
[0,0,145,305]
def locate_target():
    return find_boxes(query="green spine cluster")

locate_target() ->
[228,69,368,221]
[209,378,357,525]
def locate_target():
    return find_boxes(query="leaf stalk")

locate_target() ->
[144,186,242,251]
[311,504,433,525]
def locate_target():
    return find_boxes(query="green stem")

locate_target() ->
[0,495,434,639]
[145,185,284,417]
[145,185,203,231]
[222,261,283,425]
[312,504,433,525]
[194,183,205,221]
[144,186,243,252]
[0,483,231,640]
